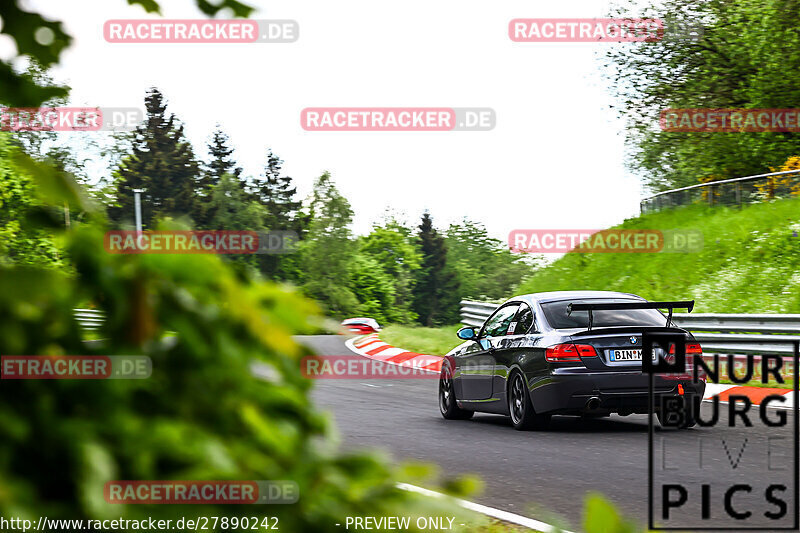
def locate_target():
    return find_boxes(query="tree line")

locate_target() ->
[603,0,800,191]
[3,87,534,325]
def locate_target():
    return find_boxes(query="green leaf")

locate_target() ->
[583,492,639,533]
[0,61,68,107]
[0,2,72,66]
[126,0,162,14]
[10,150,93,212]
[196,0,255,17]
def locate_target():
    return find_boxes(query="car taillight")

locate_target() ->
[686,343,704,379]
[545,343,597,362]
[575,344,598,357]
[665,342,704,379]
[667,343,703,354]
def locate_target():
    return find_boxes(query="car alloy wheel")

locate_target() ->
[508,370,550,430]
[510,373,526,425]
[438,366,474,420]
[439,373,453,414]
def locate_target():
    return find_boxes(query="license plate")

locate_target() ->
[608,349,642,362]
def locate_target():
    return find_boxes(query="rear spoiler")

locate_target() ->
[566,300,694,330]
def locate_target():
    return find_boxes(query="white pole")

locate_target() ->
[133,188,144,233]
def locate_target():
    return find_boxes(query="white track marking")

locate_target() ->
[398,482,574,533]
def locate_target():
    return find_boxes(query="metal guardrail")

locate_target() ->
[461,300,501,328]
[640,168,800,214]
[460,300,800,357]
[74,308,105,330]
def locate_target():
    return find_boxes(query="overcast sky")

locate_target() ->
[10,0,650,238]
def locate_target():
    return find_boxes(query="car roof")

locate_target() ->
[504,290,644,306]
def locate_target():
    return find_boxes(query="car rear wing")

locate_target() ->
[566,300,695,330]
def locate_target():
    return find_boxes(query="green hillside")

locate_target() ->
[518,198,800,313]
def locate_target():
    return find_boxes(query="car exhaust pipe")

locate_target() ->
[585,397,601,411]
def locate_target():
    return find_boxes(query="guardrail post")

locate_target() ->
[735,181,741,208]
[708,184,714,206]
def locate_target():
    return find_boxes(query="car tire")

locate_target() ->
[439,367,474,420]
[508,371,550,431]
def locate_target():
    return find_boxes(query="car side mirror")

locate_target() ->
[457,326,478,340]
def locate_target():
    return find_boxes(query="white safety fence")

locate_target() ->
[74,308,106,331]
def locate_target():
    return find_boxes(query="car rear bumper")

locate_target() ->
[528,369,706,415]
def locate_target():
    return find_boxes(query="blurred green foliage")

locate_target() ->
[583,493,641,533]
[0,132,71,268]
[0,148,489,530]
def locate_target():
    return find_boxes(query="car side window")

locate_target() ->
[481,304,520,338]
[514,304,535,334]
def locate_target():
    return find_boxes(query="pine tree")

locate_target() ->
[253,149,300,232]
[252,150,303,279]
[198,127,245,227]
[204,127,242,189]
[110,88,201,228]
[412,212,460,326]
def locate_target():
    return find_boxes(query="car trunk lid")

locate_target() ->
[567,326,692,371]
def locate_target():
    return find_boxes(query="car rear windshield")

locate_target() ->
[541,299,667,329]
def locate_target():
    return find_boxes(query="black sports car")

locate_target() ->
[438,291,705,430]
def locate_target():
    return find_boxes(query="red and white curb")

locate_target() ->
[703,383,794,408]
[345,333,443,374]
[345,335,794,406]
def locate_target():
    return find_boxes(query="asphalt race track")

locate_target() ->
[301,335,798,531]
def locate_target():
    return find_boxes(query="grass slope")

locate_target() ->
[518,198,800,313]
[379,324,462,356]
